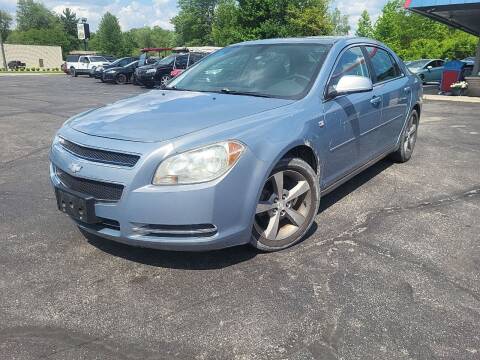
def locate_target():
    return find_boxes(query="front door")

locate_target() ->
[323,46,382,186]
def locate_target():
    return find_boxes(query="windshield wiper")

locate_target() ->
[219,88,274,98]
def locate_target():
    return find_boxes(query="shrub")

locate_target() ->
[36,68,40,71]
[26,68,30,71]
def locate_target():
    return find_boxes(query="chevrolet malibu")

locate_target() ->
[50,37,422,252]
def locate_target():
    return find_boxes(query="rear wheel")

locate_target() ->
[251,158,319,251]
[390,110,419,163]
[116,73,127,85]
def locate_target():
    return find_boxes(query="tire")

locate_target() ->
[89,66,96,78]
[251,157,320,252]
[389,110,419,163]
[160,75,171,86]
[70,67,77,77]
[116,73,127,85]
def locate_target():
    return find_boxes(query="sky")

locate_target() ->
[0,0,388,33]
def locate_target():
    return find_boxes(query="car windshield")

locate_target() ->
[90,56,107,62]
[157,55,175,66]
[124,61,138,68]
[407,60,429,69]
[110,58,125,66]
[166,43,331,99]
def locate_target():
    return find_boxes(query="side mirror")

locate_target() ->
[427,65,433,70]
[328,75,373,99]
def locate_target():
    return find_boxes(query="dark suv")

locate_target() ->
[135,52,206,88]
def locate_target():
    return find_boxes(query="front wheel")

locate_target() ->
[70,67,77,77]
[251,158,319,252]
[390,110,419,163]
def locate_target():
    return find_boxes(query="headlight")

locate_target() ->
[106,70,116,74]
[153,141,245,185]
[97,66,103,71]
[146,68,156,74]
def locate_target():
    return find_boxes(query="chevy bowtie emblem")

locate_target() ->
[69,163,82,174]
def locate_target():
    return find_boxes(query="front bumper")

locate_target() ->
[102,72,117,82]
[49,129,266,251]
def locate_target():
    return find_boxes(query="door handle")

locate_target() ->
[370,96,382,106]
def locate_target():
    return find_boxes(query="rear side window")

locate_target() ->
[365,47,401,83]
[329,46,369,91]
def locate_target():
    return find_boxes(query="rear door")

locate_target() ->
[323,46,381,185]
[364,46,410,154]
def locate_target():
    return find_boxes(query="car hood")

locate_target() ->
[69,90,294,143]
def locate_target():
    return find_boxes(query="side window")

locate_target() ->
[365,47,399,83]
[175,55,188,69]
[329,46,369,91]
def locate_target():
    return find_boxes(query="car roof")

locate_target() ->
[231,36,384,47]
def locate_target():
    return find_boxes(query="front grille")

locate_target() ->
[56,167,124,202]
[132,223,217,238]
[60,138,140,167]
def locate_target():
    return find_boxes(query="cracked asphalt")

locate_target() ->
[1,76,479,360]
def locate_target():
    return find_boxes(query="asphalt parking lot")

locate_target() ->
[1,75,479,359]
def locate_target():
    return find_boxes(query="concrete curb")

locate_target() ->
[423,94,480,103]
[0,73,64,76]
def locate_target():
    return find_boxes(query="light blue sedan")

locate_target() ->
[50,37,422,252]
[407,59,445,83]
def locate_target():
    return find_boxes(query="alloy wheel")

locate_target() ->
[254,170,312,241]
[161,75,170,86]
[403,114,418,157]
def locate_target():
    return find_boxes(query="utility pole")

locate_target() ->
[473,38,480,77]
[0,30,7,71]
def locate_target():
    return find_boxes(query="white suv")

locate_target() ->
[66,55,110,77]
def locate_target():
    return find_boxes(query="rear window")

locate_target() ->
[66,55,79,62]
[89,56,107,62]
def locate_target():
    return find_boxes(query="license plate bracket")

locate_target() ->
[55,186,99,224]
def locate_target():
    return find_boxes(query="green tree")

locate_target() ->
[60,8,78,37]
[16,0,57,31]
[172,0,217,45]
[96,12,123,56]
[0,10,12,39]
[356,10,374,38]
[330,7,350,36]
[7,27,70,49]
[287,0,333,37]
[211,0,243,46]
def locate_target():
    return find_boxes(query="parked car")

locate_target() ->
[102,60,140,84]
[66,55,111,77]
[50,37,422,252]
[91,57,138,80]
[462,56,476,65]
[7,60,26,70]
[135,52,207,88]
[406,59,445,83]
